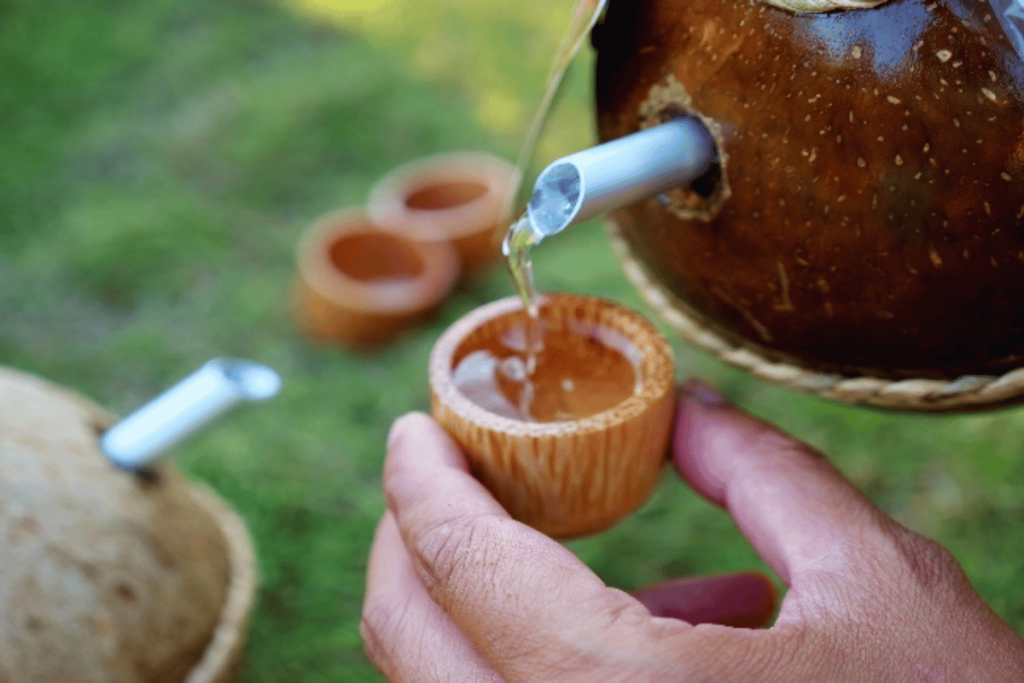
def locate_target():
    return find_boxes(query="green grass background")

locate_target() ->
[3,1,1022,680]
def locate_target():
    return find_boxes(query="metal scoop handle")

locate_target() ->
[527,117,717,239]
[101,358,282,470]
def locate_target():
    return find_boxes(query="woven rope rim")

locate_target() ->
[607,218,1024,412]
[184,482,258,683]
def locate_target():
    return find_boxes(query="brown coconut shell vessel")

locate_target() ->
[429,294,676,539]
[0,367,257,683]
[593,0,1024,410]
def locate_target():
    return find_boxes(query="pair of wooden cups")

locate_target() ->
[294,153,519,347]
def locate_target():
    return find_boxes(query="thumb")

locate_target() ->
[672,379,893,588]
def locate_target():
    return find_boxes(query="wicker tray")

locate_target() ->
[608,218,1024,412]
[183,482,258,683]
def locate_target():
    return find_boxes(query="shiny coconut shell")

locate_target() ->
[594,0,1024,381]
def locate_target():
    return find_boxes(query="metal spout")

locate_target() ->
[101,358,282,470]
[526,117,717,239]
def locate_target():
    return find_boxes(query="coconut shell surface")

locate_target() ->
[594,0,1024,380]
[0,367,233,683]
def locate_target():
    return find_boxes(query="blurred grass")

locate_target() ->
[2,0,1022,680]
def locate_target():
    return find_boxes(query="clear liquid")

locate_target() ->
[453,313,640,422]
[501,0,607,313]
[504,0,609,218]
[473,0,611,421]
[504,214,541,312]
[503,214,542,374]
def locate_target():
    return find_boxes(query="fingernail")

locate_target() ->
[683,379,729,406]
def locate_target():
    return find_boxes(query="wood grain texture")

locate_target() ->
[430,294,676,539]
[0,367,254,683]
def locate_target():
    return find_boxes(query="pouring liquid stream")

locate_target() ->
[504,214,543,373]
[504,0,608,217]
[498,0,609,376]
[450,0,639,423]
[500,213,546,416]
[455,211,640,423]
[462,1,720,421]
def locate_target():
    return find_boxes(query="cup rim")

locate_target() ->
[367,151,520,242]
[429,293,676,437]
[296,208,460,314]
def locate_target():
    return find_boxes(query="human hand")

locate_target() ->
[362,380,1024,681]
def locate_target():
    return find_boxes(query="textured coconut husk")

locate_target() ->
[608,219,1024,412]
[0,366,257,682]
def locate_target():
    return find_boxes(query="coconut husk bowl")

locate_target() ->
[0,366,257,683]
[429,293,676,539]
[592,0,1024,411]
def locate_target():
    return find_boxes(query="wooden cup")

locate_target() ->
[294,209,460,347]
[367,152,518,275]
[429,293,676,539]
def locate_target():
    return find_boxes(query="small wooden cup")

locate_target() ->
[367,152,518,275]
[294,209,460,347]
[429,294,676,539]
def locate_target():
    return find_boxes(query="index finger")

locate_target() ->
[383,413,683,676]
[672,381,899,590]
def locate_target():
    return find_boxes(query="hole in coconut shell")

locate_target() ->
[640,76,732,222]
[657,106,724,201]
[90,416,165,486]
[134,466,163,488]
[115,582,138,602]
[690,160,722,199]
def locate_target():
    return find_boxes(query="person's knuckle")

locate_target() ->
[411,513,500,596]
[891,527,968,591]
[600,589,660,631]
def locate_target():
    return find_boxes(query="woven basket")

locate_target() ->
[182,483,258,683]
[0,367,258,683]
[608,219,1024,412]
